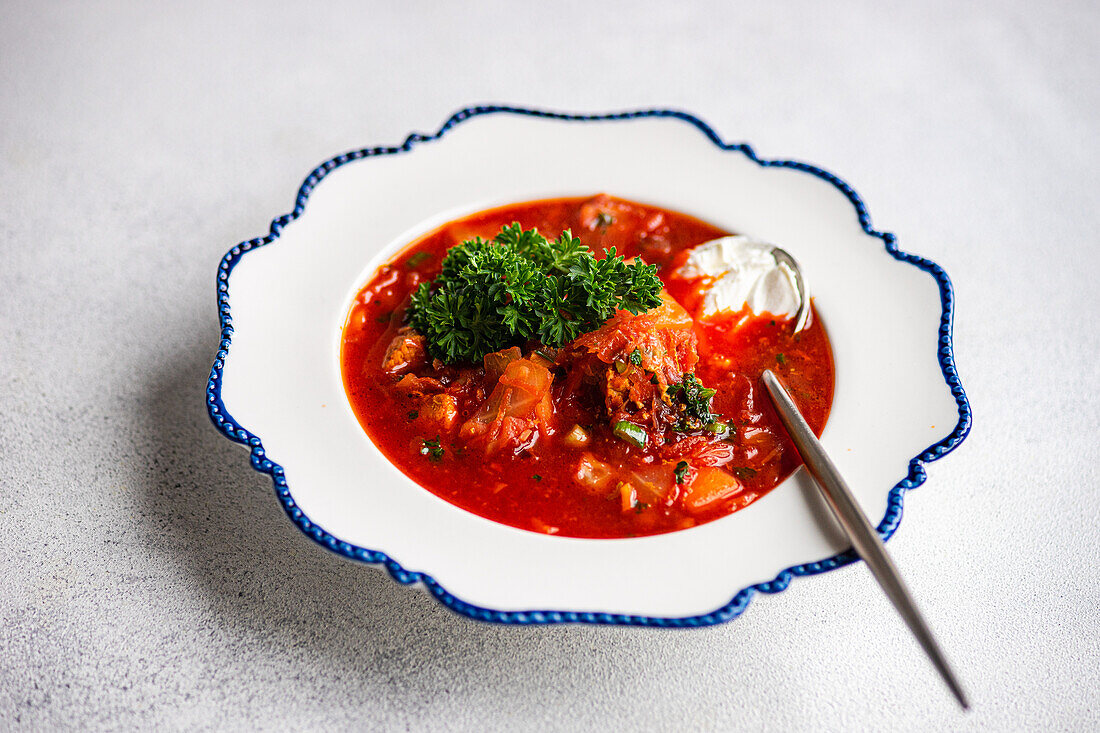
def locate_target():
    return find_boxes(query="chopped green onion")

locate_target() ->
[612,420,648,449]
[629,348,643,367]
[731,466,758,480]
[674,461,690,484]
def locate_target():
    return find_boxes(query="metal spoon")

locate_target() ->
[769,246,810,334]
[761,369,969,710]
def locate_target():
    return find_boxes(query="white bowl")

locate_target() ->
[207,106,971,626]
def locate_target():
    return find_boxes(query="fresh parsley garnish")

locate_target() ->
[407,223,663,363]
[420,436,444,462]
[669,373,718,432]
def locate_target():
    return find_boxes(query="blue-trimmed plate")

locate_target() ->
[207,106,970,626]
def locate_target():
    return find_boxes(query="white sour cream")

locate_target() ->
[677,236,805,321]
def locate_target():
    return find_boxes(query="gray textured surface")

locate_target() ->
[2,1,1098,730]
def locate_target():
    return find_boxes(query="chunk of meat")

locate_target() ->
[393,373,443,398]
[460,357,554,454]
[562,290,698,386]
[381,327,427,374]
[603,368,638,413]
[558,290,699,430]
[420,394,459,431]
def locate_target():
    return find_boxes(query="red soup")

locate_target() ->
[341,195,834,538]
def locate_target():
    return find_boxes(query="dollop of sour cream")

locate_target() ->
[677,236,805,321]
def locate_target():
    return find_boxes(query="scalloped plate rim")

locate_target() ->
[205,104,972,627]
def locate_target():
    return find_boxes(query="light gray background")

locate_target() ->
[2,2,1097,730]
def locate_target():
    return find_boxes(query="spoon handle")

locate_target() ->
[761,369,969,710]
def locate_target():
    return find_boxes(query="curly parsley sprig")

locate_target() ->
[408,223,663,364]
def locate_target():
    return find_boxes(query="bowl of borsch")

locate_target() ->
[207,107,970,625]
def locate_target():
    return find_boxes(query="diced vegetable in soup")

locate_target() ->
[341,195,834,538]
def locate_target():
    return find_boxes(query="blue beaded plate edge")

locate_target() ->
[205,105,972,627]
